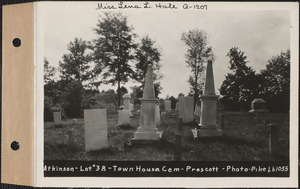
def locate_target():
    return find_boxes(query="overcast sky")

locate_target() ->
[40,2,291,98]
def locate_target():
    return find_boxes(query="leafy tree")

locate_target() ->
[44,58,56,84]
[58,38,96,117]
[134,35,163,97]
[59,38,93,86]
[93,12,137,106]
[44,58,58,121]
[61,81,84,118]
[181,29,214,108]
[219,47,257,111]
[260,49,290,112]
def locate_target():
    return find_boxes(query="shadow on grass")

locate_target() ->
[129,137,175,153]
[44,142,81,160]
[193,134,263,147]
[118,124,135,130]
[87,147,115,156]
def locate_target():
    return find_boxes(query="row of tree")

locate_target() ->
[44,12,163,119]
[220,48,290,113]
[44,11,290,120]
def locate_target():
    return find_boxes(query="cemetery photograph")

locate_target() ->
[43,4,290,162]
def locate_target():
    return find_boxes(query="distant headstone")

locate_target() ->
[161,112,166,117]
[165,100,171,112]
[64,130,75,150]
[249,98,268,112]
[118,110,131,125]
[175,102,178,110]
[269,123,279,158]
[155,104,161,127]
[123,94,131,110]
[123,94,133,116]
[53,112,62,127]
[72,119,78,124]
[178,95,194,123]
[84,109,108,151]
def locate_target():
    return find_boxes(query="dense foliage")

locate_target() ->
[219,48,290,113]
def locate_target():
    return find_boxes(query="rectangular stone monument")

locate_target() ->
[84,109,108,151]
[118,110,131,125]
[155,104,161,127]
[165,100,171,112]
[53,112,62,126]
[178,95,194,123]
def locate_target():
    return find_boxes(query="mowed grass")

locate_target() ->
[44,106,289,161]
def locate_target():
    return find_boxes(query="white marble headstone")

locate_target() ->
[84,109,108,151]
[118,110,131,125]
[179,96,194,123]
[165,100,171,112]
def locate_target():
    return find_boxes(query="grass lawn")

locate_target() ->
[44,106,289,161]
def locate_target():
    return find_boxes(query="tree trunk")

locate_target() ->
[117,80,121,107]
[193,68,198,111]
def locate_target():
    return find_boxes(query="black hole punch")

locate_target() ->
[11,141,20,151]
[12,38,21,47]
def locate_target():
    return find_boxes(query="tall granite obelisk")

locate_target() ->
[193,59,222,138]
[134,64,162,140]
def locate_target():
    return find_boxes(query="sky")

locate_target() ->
[40,2,291,98]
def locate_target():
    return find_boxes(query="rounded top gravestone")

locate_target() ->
[249,98,268,112]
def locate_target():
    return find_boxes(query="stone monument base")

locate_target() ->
[133,127,162,140]
[192,127,222,139]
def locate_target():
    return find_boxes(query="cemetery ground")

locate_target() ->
[44,103,289,161]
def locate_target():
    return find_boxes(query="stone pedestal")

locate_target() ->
[199,95,219,127]
[193,60,222,138]
[84,109,108,151]
[134,99,162,140]
[134,64,162,141]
